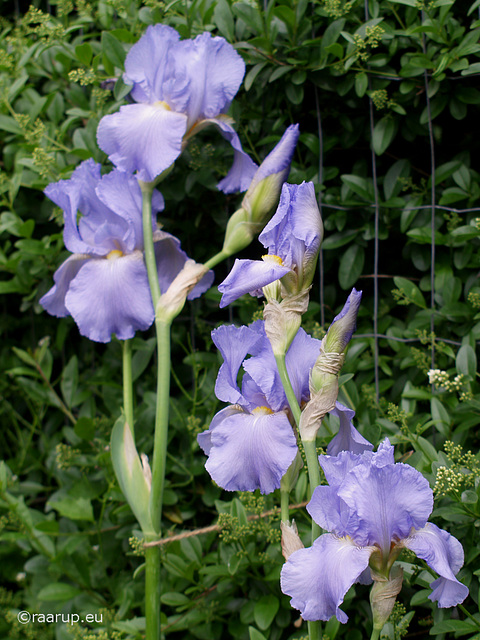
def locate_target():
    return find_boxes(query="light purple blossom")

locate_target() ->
[40,159,213,342]
[218,181,323,307]
[97,25,257,190]
[281,439,468,622]
[197,321,321,494]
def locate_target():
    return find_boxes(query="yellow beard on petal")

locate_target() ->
[262,254,284,266]
[106,249,124,260]
[252,406,273,415]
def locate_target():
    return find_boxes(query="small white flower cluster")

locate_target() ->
[427,369,464,391]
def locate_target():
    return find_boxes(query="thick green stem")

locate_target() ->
[302,439,322,540]
[145,544,161,640]
[274,353,301,428]
[280,490,290,523]
[149,318,172,531]
[308,620,321,640]
[139,184,171,640]
[370,627,380,640]
[140,183,161,307]
[122,339,134,435]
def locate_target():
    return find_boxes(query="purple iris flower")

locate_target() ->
[197,321,321,494]
[97,25,257,190]
[281,439,468,622]
[326,402,373,456]
[40,159,213,343]
[218,181,323,307]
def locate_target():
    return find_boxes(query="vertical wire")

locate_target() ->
[365,0,380,403]
[422,15,436,431]
[314,85,326,328]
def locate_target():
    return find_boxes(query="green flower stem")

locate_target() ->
[145,544,161,640]
[274,354,302,428]
[140,183,172,640]
[203,249,229,271]
[149,318,172,532]
[308,620,321,640]
[302,438,322,541]
[140,182,161,307]
[280,489,290,523]
[122,339,134,435]
[370,626,381,640]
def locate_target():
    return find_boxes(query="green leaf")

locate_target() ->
[37,582,82,602]
[74,417,96,440]
[248,627,268,640]
[47,496,94,522]
[430,398,451,436]
[213,0,235,41]
[75,42,93,66]
[355,72,368,97]
[253,595,279,630]
[61,355,78,408]
[322,230,358,250]
[338,244,364,289]
[341,174,373,200]
[372,116,397,155]
[456,345,477,379]
[161,592,190,606]
[101,31,126,70]
[392,277,427,308]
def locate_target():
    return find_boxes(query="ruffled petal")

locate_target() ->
[244,327,319,412]
[97,103,188,182]
[218,258,290,308]
[203,117,258,193]
[327,402,373,456]
[45,159,115,256]
[164,32,245,127]
[259,182,323,273]
[212,324,264,405]
[96,170,164,250]
[197,405,239,456]
[281,533,372,622]
[307,485,356,538]
[64,251,154,342]
[202,407,297,494]
[123,24,180,103]
[338,459,433,551]
[39,254,90,317]
[403,522,468,607]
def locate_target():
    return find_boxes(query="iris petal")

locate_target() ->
[327,402,373,456]
[218,258,290,308]
[202,408,297,494]
[205,117,258,193]
[65,251,154,342]
[338,460,433,550]
[281,534,372,622]
[39,254,90,317]
[97,103,188,182]
[212,324,264,404]
[403,522,468,607]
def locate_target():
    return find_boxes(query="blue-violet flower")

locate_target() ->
[40,159,213,342]
[281,439,468,622]
[97,24,257,190]
[197,321,321,494]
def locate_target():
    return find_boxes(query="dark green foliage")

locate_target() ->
[1,0,480,638]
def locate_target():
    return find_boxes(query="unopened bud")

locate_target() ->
[281,520,304,559]
[156,260,208,322]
